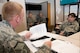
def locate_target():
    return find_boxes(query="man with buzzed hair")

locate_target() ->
[0,1,52,53]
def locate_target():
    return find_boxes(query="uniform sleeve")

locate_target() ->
[0,31,31,53]
[35,45,51,53]
[0,31,13,53]
[42,18,46,23]
[60,23,65,31]
[74,22,79,32]
[0,33,4,53]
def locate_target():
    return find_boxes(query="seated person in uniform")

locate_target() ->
[59,13,79,36]
[0,1,52,53]
[36,12,46,24]
[27,12,37,30]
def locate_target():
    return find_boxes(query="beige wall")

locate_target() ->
[10,0,27,33]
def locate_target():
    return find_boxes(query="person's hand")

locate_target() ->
[24,31,32,39]
[44,41,52,48]
[29,23,33,26]
[59,31,64,35]
[55,26,60,29]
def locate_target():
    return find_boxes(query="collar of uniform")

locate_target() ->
[2,20,11,26]
[2,20,14,30]
[68,21,75,25]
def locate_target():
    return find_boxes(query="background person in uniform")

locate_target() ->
[36,12,48,31]
[36,12,46,24]
[0,1,52,53]
[59,13,79,36]
[27,12,37,30]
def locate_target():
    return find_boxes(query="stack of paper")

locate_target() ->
[51,40,80,53]
[31,38,51,47]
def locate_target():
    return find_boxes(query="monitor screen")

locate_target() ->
[26,4,42,10]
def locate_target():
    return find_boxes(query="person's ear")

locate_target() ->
[16,17,20,23]
[15,15,20,23]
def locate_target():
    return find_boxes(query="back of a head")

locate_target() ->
[2,1,23,21]
[28,11,33,17]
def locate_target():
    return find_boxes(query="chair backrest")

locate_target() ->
[0,15,2,21]
[77,18,80,31]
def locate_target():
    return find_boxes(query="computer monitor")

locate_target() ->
[26,4,42,10]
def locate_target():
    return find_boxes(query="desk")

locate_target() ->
[49,32,80,48]
[18,30,80,53]
[68,32,80,40]
[56,35,80,48]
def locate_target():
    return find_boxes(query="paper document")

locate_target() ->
[30,23,47,39]
[51,40,80,53]
[18,30,29,36]
[32,38,51,47]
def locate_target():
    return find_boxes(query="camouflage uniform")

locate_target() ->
[27,17,36,30]
[36,15,46,24]
[0,20,51,53]
[60,21,79,36]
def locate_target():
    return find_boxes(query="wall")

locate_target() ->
[10,0,27,33]
[41,1,48,18]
